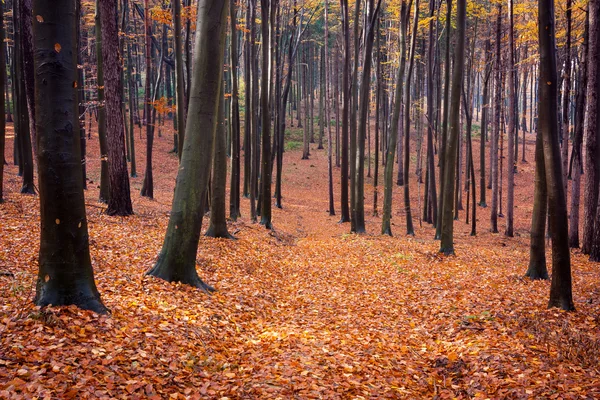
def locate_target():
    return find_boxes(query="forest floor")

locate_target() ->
[1,119,600,399]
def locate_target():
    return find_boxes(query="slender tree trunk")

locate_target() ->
[403,0,419,236]
[506,0,516,236]
[339,0,351,223]
[33,0,106,313]
[0,0,5,202]
[95,2,110,202]
[439,0,466,254]
[260,0,273,228]
[381,1,410,236]
[140,0,154,198]
[229,0,241,220]
[491,4,502,233]
[174,0,187,160]
[479,40,491,207]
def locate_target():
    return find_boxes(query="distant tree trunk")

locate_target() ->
[339,0,351,223]
[583,0,600,255]
[21,0,37,159]
[435,0,452,240]
[229,0,241,220]
[562,0,572,192]
[99,0,133,216]
[95,2,110,202]
[490,4,502,233]
[140,0,154,198]
[479,39,491,207]
[354,0,381,234]
[33,0,106,313]
[319,47,325,150]
[259,0,272,229]
[373,18,381,217]
[126,33,137,177]
[173,0,187,160]
[506,0,516,237]
[381,0,410,236]
[569,9,588,249]
[526,123,549,279]
[325,0,335,216]
[403,0,419,236]
[147,0,229,291]
[243,1,251,199]
[538,0,574,310]
[207,83,234,239]
[14,0,35,195]
[425,0,438,227]
[439,0,466,254]
[0,0,5,202]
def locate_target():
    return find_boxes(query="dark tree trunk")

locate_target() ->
[229,0,241,220]
[583,0,600,255]
[140,0,154,198]
[207,83,234,239]
[0,0,5,202]
[538,0,574,310]
[506,0,516,237]
[259,0,272,229]
[147,0,229,291]
[33,0,106,313]
[439,0,466,254]
[490,4,502,233]
[95,2,110,202]
[569,9,588,249]
[100,0,133,216]
[339,0,351,223]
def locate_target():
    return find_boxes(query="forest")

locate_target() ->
[0,0,599,397]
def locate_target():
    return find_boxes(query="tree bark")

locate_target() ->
[33,0,106,313]
[100,0,133,216]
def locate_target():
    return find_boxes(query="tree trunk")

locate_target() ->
[229,0,241,220]
[340,0,351,223]
[260,0,273,228]
[100,0,133,216]
[140,0,154,198]
[490,4,502,233]
[583,0,600,255]
[381,1,408,236]
[33,0,106,313]
[95,2,110,202]
[0,0,5,202]
[506,0,515,237]
[538,0,574,310]
[439,0,466,254]
[403,0,419,236]
[173,0,187,160]
[147,0,229,291]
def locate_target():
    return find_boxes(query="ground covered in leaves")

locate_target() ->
[1,122,600,399]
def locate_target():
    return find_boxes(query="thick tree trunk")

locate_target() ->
[147,0,229,291]
[33,0,106,313]
[583,0,600,255]
[538,0,574,310]
[100,0,133,216]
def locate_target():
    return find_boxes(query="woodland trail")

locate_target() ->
[1,124,599,398]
